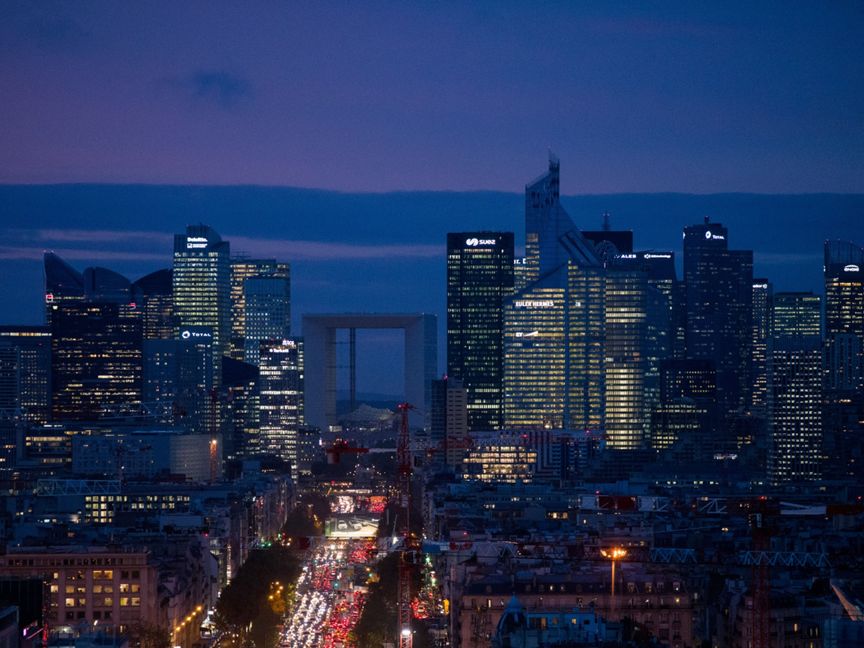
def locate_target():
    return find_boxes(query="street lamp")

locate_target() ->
[600,547,627,613]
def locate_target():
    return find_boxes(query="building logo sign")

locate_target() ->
[705,231,725,241]
[643,253,672,259]
[181,329,212,340]
[514,299,555,309]
[844,264,860,272]
[186,236,208,249]
[465,237,497,247]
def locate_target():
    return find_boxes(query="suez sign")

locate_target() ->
[186,236,209,249]
[465,237,497,247]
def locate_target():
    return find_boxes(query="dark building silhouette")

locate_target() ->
[43,252,85,324]
[683,219,753,418]
[45,254,143,421]
[132,268,174,340]
[0,325,52,424]
[51,301,142,420]
[822,240,864,481]
[446,232,514,431]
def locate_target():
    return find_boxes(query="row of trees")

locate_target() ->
[214,546,300,648]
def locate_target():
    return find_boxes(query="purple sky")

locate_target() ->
[1,2,862,193]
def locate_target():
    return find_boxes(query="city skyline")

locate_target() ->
[3,5,864,648]
[0,182,861,396]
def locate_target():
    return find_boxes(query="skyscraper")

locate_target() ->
[683,219,753,417]
[824,240,864,392]
[0,326,52,424]
[751,279,773,415]
[651,358,717,459]
[504,158,605,431]
[44,252,86,325]
[229,258,290,361]
[446,232,514,431]
[430,376,469,468]
[823,241,864,480]
[172,225,231,377]
[45,254,143,421]
[768,292,822,483]
[142,327,218,433]
[244,275,291,366]
[51,301,142,421]
[132,268,174,340]
[259,338,304,470]
[602,251,675,448]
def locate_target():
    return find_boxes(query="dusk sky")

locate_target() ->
[1,1,862,193]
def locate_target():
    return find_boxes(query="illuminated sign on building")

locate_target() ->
[704,231,725,241]
[269,339,298,352]
[514,330,539,338]
[465,237,497,247]
[186,236,209,249]
[643,253,672,259]
[180,329,212,340]
[514,300,555,309]
[844,264,860,272]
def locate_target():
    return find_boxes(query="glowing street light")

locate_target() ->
[600,547,627,609]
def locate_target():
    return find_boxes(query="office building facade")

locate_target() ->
[172,225,230,380]
[683,220,753,416]
[51,302,142,421]
[768,292,823,483]
[446,232,514,431]
[0,326,51,424]
[259,338,304,469]
[244,275,291,365]
[229,259,290,361]
[504,158,606,432]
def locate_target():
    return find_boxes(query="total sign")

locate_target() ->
[465,237,497,247]
[181,329,212,340]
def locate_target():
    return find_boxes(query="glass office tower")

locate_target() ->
[259,338,304,469]
[244,275,291,366]
[504,158,605,432]
[446,232,514,431]
[229,259,290,361]
[172,225,231,383]
[768,292,822,483]
[683,219,753,417]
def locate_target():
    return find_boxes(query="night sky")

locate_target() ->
[1,2,862,395]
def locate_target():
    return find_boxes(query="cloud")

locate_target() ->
[0,245,166,262]
[228,235,443,261]
[162,70,253,109]
[754,252,822,266]
[21,229,173,245]
[2,228,442,262]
